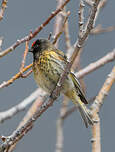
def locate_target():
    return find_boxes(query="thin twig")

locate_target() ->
[90,66,115,152]
[91,25,115,35]
[0,0,8,21]
[53,0,65,48]
[0,0,70,58]
[63,16,71,51]
[94,0,107,26]
[20,70,33,78]
[20,41,29,78]
[52,11,70,45]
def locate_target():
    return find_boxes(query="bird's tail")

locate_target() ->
[73,97,94,128]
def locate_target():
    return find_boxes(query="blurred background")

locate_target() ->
[0,0,115,151]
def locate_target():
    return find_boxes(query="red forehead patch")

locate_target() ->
[32,41,36,47]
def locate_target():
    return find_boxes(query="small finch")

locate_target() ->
[30,39,93,127]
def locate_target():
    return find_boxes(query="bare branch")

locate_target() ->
[91,67,115,113]
[63,17,71,51]
[90,66,115,152]
[53,0,65,48]
[55,99,69,152]
[0,89,42,123]
[55,119,63,152]
[78,0,85,37]
[76,49,115,79]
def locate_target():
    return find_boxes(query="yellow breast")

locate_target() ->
[32,51,59,93]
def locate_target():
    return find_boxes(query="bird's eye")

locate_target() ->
[35,44,39,48]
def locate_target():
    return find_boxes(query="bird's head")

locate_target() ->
[29,39,51,60]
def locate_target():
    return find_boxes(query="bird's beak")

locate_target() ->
[28,48,33,53]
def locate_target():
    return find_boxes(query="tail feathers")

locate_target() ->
[73,96,94,128]
[78,104,94,128]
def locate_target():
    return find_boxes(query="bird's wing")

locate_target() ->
[47,48,67,71]
[70,72,88,104]
[54,48,68,62]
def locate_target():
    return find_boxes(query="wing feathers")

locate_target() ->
[70,73,88,104]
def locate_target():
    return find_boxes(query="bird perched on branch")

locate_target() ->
[29,39,93,127]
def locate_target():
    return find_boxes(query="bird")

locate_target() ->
[29,38,93,127]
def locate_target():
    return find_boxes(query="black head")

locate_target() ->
[30,39,50,53]
[29,39,51,60]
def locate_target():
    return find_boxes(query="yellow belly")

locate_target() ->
[33,70,56,93]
